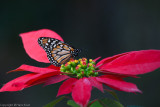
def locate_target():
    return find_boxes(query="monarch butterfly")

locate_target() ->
[38,37,80,67]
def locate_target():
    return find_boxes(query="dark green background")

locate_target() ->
[0,0,160,107]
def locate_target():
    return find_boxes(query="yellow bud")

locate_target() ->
[68,62,71,65]
[89,63,93,66]
[79,58,82,61]
[74,60,78,63]
[80,61,83,64]
[89,59,92,62]
[78,65,81,68]
[82,58,87,61]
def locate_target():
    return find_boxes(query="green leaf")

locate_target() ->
[43,96,65,107]
[99,98,124,107]
[90,101,103,107]
[104,89,120,101]
[67,100,80,107]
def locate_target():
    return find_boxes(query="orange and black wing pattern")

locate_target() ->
[38,37,80,66]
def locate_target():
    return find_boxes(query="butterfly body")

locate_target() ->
[38,37,80,66]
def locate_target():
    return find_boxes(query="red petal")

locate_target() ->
[93,57,101,62]
[96,75,142,93]
[98,70,139,78]
[8,64,59,73]
[0,70,60,92]
[99,50,160,75]
[47,65,60,70]
[88,77,103,92]
[57,78,78,97]
[27,77,48,87]
[0,71,60,92]
[72,78,92,107]
[96,52,129,67]
[44,75,70,86]
[20,29,64,63]
[0,73,36,92]
[25,71,60,86]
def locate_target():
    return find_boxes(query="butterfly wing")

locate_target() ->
[50,43,73,66]
[38,37,78,66]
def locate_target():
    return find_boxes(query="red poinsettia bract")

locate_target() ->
[1,29,160,107]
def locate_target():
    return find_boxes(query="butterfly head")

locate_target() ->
[72,49,81,57]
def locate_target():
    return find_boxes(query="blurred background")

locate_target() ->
[0,0,160,107]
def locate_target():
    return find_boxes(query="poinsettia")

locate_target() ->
[1,29,160,107]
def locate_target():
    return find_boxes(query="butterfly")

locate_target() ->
[38,37,80,67]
